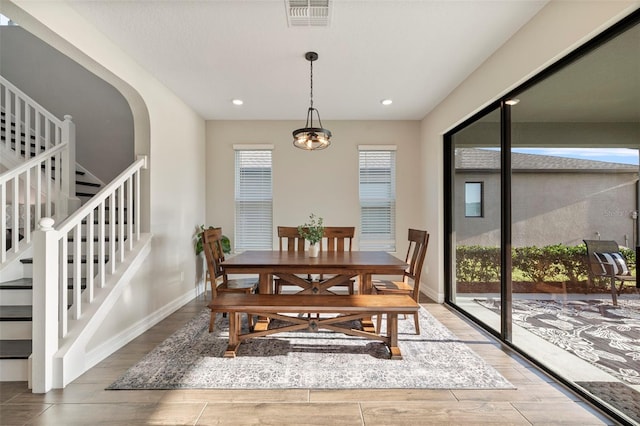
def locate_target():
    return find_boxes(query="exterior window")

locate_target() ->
[234,147,273,251]
[465,182,483,217]
[358,147,396,251]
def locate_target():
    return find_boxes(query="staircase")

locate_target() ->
[0,104,103,380]
[0,75,150,391]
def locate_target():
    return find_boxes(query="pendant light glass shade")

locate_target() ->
[293,52,332,150]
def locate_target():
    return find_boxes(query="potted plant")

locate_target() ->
[194,225,231,293]
[298,213,324,257]
[194,225,231,255]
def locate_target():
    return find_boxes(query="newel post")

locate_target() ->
[31,217,59,393]
[61,115,79,216]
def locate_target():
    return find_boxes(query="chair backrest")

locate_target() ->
[278,226,306,252]
[322,226,355,252]
[403,229,429,300]
[202,227,228,297]
[583,239,621,277]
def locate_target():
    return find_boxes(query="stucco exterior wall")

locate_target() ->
[456,171,638,248]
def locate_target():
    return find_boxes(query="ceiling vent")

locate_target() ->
[285,0,332,27]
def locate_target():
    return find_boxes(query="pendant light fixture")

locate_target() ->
[293,51,332,150]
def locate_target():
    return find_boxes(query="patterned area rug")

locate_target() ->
[107,307,513,390]
[576,381,640,424]
[475,298,640,385]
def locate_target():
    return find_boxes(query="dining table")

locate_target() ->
[220,250,409,331]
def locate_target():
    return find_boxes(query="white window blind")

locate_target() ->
[234,149,273,251]
[358,148,396,251]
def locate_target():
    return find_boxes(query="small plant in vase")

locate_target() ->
[298,213,324,257]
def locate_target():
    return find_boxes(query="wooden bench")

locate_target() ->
[209,293,419,359]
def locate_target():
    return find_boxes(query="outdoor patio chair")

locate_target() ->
[203,227,258,331]
[583,239,636,306]
[374,229,429,334]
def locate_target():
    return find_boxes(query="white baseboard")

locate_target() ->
[85,287,199,369]
[421,287,444,304]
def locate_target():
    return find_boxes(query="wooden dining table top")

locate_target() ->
[220,250,408,275]
[221,250,407,331]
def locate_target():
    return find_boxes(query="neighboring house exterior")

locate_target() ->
[455,148,639,248]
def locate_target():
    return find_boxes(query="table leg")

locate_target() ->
[255,273,272,331]
[259,273,273,294]
[361,273,375,332]
[361,273,373,294]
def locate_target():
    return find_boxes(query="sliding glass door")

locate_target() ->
[445,10,639,424]
[449,109,502,335]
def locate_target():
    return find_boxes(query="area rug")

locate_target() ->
[107,307,513,390]
[475,298,640,385]
[576,381,640,424]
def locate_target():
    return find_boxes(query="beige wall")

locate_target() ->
[421,0,640,302]
[206,120,421,255]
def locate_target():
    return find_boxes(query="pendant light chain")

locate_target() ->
[309,59,314,109]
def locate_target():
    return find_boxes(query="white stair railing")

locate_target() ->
[0,75,76,267]
[31,155,146,393]
[1,75,67,159]
[0,144,66,263]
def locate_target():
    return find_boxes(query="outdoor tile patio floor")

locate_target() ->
[0,296,616,425]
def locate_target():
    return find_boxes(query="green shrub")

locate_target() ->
[455,245,500,282]
[620,247,636,272]
[512,245,562,284]
[457,243,634,286]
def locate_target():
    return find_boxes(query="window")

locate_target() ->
[234,146,273,251]
[358,146,396,251]
[465,182,483,217]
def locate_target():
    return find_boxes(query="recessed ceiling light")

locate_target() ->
[381,99,393,106]
[232,99,244,106]
[505,98,520,106]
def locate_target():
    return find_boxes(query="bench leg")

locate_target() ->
[387,313,402,360]
[209,311,216,333]
[224,312,241,358]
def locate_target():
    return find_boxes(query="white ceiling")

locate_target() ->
[68,0,549,121]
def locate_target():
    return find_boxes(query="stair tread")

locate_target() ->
[0,278,87,290]
[0,278,33,290]
[39,164,85,176]
[76,181,101,188]
[0,340,32,359]
[68,236,123,242]
[0,305,32,321]
[20,256,109,264]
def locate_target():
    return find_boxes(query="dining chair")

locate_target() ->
[202,227,258,332]
[321,226,356,294]
[274,226,310,293]
[374,228,429,334]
